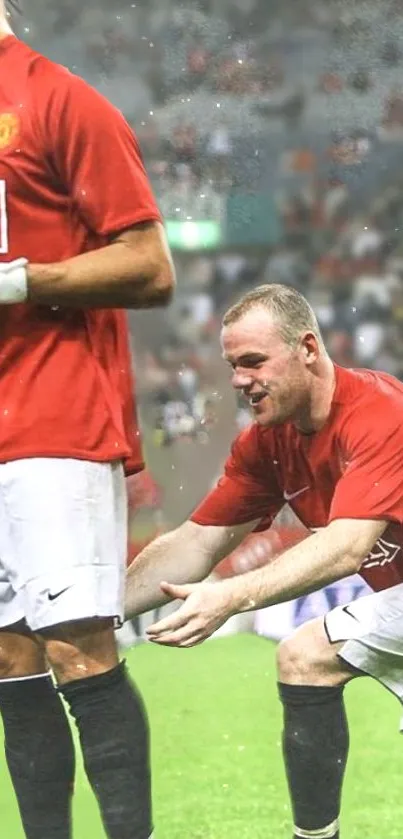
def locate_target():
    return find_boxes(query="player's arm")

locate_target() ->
[125,424,283,617]
[125,518,260,618]
[146,517,388,647]
[2,71,175,309]
[26,220,175,308]
[213,516,387,613]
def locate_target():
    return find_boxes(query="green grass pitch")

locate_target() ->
[0,634,402,838]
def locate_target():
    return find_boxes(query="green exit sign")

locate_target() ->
[165,220,222,250]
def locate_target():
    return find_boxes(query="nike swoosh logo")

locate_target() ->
[48,587,70,602]
[283,485,309,502]
[342,604,359,621]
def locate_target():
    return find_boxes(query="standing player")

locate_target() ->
[125,283,403,839]
[0,4,175,839]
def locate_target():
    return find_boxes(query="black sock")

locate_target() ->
[60,660,152,839]
[278,683,348,838]
[0,673,75,839]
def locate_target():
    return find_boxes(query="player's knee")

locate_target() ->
[43,617,119,684]
[276,633,314,683]
[0,625,46,679]
[276,619,337,685]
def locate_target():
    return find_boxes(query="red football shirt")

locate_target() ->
[192,366,403,591]
[0,36,162,473]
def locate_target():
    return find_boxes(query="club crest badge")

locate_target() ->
[0,113,20,151]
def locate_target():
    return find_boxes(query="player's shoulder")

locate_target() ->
[9,37,74,88]
[32,54,96,98]
[338,365,403,408]
[20,42,116,113]
[336,366,403,447]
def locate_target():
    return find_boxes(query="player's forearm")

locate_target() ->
[224,518,387,613]
[26,225,175,308]
[125,531,216,618]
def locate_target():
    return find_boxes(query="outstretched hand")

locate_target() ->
[146,580,235,647]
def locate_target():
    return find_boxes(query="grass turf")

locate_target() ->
[0,633,402,837]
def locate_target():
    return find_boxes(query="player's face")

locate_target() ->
[221,308,313,426]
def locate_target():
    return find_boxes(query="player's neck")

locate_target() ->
[295,357,336,434]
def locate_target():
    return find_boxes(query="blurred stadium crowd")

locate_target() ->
[17,0,403,530]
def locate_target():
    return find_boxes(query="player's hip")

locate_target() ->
[326,584,403,724]
[0,458,128,631]
[325,583,403,654]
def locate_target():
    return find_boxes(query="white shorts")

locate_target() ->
[325,583,403,719]
[0,458,127,631]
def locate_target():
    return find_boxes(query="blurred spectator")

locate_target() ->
[349,218,383,260]
[381,88,403,134]
[348,68,373,94]
[206,122,233,186]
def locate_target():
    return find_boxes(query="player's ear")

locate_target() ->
[300,332,319,364]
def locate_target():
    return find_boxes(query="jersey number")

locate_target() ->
[0,180,8,255]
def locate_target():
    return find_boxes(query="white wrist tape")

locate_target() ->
[0,258,28,304]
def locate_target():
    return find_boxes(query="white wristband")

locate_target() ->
[0,258,28,304]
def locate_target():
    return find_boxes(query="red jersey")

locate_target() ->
[192,366,403,592]
[0,36,162,473]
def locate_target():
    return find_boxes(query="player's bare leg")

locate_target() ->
[44,616,152,839]
[0,623,75,839]
[276,617,362,839]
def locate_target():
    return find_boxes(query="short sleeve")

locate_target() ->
[40,68,162,236]
[191,425,284,529]
[330,414,403,524]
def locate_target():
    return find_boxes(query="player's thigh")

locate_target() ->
[0,457,128,633]
[42,616,119,684]
[277,616,359,686]
[329,583,403,706]
[0,621,46,678]
[0,480,46,676]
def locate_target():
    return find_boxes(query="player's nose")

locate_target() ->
[231,370,252,389]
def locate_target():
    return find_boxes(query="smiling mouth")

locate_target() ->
[248,392,267,406]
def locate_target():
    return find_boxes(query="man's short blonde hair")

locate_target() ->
[222,284,324,349]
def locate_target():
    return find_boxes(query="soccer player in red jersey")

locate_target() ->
[0,3,175,838]
[126,283,403,839]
